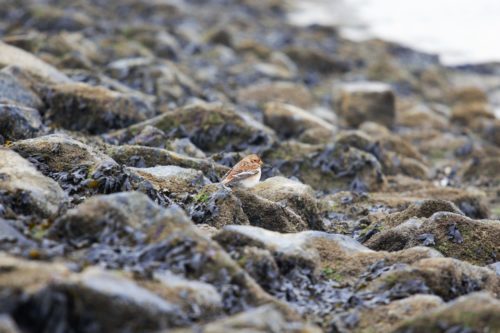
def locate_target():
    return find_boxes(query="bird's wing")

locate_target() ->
[222,169,259,184]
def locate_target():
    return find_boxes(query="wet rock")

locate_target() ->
[450,102,495,127]
[0,149,66,219]
[233,188,309,233]
[24,5,93,32]
[46,82,155,134]
[0,315,20,333]
[364,257,499,301]
[450,86,489,105]
[10,134,129,197]
[0,254,186,333]
[237,81,315,109]
[106,57,200,106]
[49,192,162,248]
[481,118,500,147]
[366,212,500,265]
[215,225,439,286]
[0,41,70,83]
[263,102,336,144]
[189,184,250,229]
[253,176,323,230]
[265,142,386,192]
[0,68,43,110]
[105,145,228,181]
[336,82,396,128]
[127,125,206,158]
[392,292,500,333]
[169,304,321,333]
[107,101,274,153]
[128,165,210,200]
[0,103,43,141]
[397,104,448,129]
[284,47,349,74]
[333,295,444,333]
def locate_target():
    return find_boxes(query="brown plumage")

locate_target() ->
[221,154,263,188]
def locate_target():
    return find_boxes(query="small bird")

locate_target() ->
[221,154,263,188]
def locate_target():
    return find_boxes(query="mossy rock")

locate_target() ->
[392,292,500,333]
[46,82,154,134]
[366,212,500,265]
[105,101,275,153]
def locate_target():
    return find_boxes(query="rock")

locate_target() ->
[106,57,200,106]
[45,82,155,134]
[127,125,206,158]
[0,68,43,109]
[10,134,130,197]
[237,81,315,109]
[332,295,444,333]
[0,219,34,250]
[0,315,20,333]
[252,176,323,230]
[105,101,274,153]
[0,254,186,333]
[366,212,500,265]
[397,104,448,129]
[105,145,228,181]
[364,257,499,301]
[481,118,500,147]
[233,188,309,233]
[0,149,66,219]
[215,225,440,286]
[49,192,163,248]
[263,102,336,144]
[128,165,210,199]
[0,41,70,83]
[334,130,428,178]
[265,142,386,192]
[392,292,500,333]
[450,102,495,127]
[169,304,321,333]
[166,138,206,159]
[450,86,489,105]
[336,82,395,128]
[189,184,250,229]
[284,47,349,74]
[0,103,43,141]
[24,5,93,32]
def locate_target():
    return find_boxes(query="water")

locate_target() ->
[289,0,500,66]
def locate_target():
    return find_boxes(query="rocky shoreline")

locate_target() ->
[0,1,499,332]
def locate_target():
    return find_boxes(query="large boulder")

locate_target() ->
[105,145,228,181]
[264,141,386,192]
[252,176,323,230]
[10,134,129,196]
[128,165,210,201]
[169,304,321,333]
[365,212,500,265]
[45,82,155,134]
[0,41,70,83]
[336,82,395,128]
[392,292,500,333]
[0,68,43,110]
[0,103,44,141]
[0,149,66,219]
[237,81,314,109]
[263,102,336,144]
[105,101,275,153]
[49,192,163,248]
[233,188,309,233]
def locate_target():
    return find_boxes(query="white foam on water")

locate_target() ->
[289,0,500,66]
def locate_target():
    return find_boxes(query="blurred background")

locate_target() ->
[289,0,500,65]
